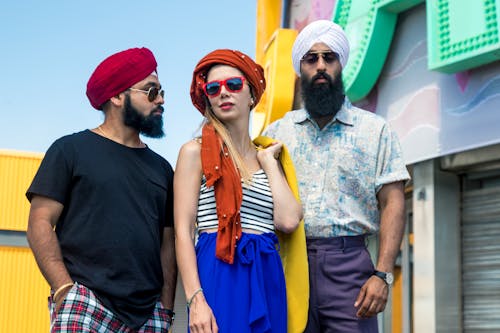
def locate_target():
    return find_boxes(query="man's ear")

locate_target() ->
[109,92,126,107]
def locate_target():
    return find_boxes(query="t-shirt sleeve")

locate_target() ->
[26,141,72,205]
[375,124,411,193]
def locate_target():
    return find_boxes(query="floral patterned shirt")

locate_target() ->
[263,101,410,237]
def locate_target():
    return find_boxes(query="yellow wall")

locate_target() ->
[0,151,49,332]
[253,0,298,137]
[255,0,282,64]
[252,29,298,138]
[0,150,43,231]
[0,246,50,332]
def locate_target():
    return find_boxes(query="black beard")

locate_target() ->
[123,95,165,138]
[301,72,345,119]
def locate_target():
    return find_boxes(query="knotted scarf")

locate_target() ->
[201,123,242,264]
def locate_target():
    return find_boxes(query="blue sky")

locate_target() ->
[0,1,256,165]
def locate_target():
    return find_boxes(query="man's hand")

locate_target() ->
[53,283,73,313]
[354,275,388,318]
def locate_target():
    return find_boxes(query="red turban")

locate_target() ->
[190,49,266,114]
[86,47,157,110]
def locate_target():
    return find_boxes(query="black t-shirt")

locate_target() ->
[27,130,174,329]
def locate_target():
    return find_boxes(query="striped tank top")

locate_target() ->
[197,169,275,233]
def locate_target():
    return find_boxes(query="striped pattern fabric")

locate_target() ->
[197,169,275,233]
[49,282,171,333]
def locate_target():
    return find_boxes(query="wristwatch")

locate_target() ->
[373,270,394,286]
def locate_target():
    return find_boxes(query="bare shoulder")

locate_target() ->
[179,138,201,157]
[176,138,202,173]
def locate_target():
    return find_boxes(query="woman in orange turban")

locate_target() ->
[174,49,303,333]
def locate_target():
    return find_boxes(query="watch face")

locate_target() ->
[386,272,394,285]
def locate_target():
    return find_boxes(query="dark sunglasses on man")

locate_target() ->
[128,86,165,102]
[301,51,339,65]
[203,76,246,97]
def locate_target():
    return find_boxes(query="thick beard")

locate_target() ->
[301,72,345,119]
[123,95,165,138]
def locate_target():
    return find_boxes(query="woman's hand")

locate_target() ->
[256,140,303,233]
[189,293,218,333]
[256,141,283,166]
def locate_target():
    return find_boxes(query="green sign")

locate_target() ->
[335,0,500,101]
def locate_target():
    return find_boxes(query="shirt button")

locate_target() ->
[215,166,219,170]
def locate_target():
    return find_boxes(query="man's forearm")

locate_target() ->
[160,227,177,309]
[376,182,406,272]
[27,221,72,289]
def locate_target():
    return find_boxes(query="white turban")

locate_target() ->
[292,20,350,76]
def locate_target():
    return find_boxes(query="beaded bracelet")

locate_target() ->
[187,287,203,308]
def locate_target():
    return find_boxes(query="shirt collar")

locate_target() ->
[294,99,354,127]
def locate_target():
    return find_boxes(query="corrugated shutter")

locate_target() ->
[0,246,50,332]
[461,180,500,332]
[0,150,43,231]
[0,151,49,332]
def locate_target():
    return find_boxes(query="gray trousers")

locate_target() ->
[304,236,379,333]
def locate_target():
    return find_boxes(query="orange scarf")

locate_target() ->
[201,124,242,264]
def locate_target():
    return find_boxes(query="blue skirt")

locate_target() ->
[193,232,287,333]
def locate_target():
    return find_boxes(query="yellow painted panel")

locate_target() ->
[256,0,282,64]
[0,150,43,231]
[252,29,298,138]
[0,246,50,332]
[392,267,402,333]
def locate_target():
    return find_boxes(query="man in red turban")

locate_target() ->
[26,47,177,332]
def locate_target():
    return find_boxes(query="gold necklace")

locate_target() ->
[96,125,145,148]
[97,125,107,137]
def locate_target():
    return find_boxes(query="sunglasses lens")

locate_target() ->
[302,53,319,64]
[323,52,337,63]
[147,87,157,101]
[205,82,221,96]
[149,88,165,102]
[226,78,243,92]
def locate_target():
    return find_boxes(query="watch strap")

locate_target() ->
[373,270,389,284]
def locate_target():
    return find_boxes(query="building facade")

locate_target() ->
[254,1,500,332]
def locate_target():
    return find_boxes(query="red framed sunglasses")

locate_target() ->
[203,76,246,97]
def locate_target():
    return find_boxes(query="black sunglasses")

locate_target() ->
[301,51,338,65]
[128,86,165,102]
[203,76,246,97]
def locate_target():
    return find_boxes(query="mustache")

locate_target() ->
[151,106,164,114]
[312,72,333,83]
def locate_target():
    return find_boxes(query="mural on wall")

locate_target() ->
[374,5,500,164]
[289,0,336,31]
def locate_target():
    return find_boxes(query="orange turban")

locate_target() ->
[86,47,157,110]
[190,49,266,114]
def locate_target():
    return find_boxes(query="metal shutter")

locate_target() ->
[461,177,500,332]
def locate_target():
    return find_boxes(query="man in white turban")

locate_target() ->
[264,20,409,333]
[291,20,350,75]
